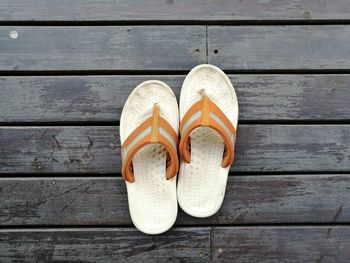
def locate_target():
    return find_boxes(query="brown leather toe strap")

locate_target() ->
[121,105,179,183]
[179,95,236,168]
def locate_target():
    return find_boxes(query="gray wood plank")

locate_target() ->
[0,26,205,71]
[1,0,350,21]
[208,25,350,70]
[0,227,349,262]
[189,174,350,225]
[0,175,348,226]
[2,74,350,122]
[0,227,210,262]
[0,126,118,174]
[1,125,349,173]
[212,226,350,263]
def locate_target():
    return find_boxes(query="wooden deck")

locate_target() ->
[0,1,350,262]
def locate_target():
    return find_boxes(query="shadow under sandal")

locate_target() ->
[177,64,239,218]
[120,80,179,234]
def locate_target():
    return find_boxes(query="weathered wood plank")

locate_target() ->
[0,175,348,226]
[0,227,210,262]
[0,227,349,262]
[1,74,350,122]
[1,125,349,173]
[0,26,205,71]
[188,174,350,225]
[208,26,350,70]
[1,0,350,21]
[0,126,117,174]
[212,226,350,263]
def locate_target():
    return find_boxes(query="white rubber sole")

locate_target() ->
[120,80,179,234]
[177,64,239,218]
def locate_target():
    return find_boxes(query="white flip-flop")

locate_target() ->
[177,64,239,218]
[120,80,179,234]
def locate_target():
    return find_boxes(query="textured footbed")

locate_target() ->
[120,80,178,234]
[178,64,238,218]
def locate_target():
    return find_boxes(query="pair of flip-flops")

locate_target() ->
[120,64,238,234]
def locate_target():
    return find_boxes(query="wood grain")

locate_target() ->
[0,227,210,262]
[0,26,205,71]
[2,26,350,71]
[0,227,349,262]
[212,226,350,263]
[1,74,350,123]
[1,1,349,262]
[0,175,348,226]
[208,25,350,70]
[1,0,350,21]
[0,126,118,174]
[1,125,349,174]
